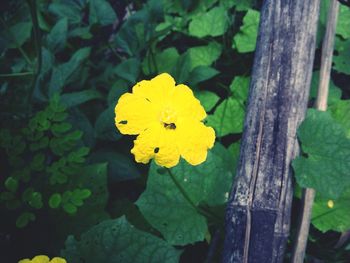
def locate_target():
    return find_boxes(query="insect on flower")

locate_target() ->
[115,73,215,168]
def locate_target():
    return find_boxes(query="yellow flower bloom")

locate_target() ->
[115,73,215,168]
[18,255,66,263]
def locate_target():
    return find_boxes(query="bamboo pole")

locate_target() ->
[223,1,320,262]
[291,1,340,262]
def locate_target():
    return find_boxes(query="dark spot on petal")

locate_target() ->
[145,98,151,102]
[164,123,176,129]
[154,147,159,153]
[119,120,128,124]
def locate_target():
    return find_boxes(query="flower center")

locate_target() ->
[160,107,177,130]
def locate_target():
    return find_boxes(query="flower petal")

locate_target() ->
[115,93,158,135]
[18,259,31,263]
[176,120,215,165]
[49,258,67,263]
[171,84,207,121]
[132,73,176,103]
[31,255,50,263]
[131,123,180,168]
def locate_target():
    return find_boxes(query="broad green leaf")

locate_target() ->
[293,109,350,199]
[195,90,220,112]
[142,48,180,75]
[89,0,118,26]
[49,2,85,25]
[228,141,241,173]
[68,109,95,147]
[114,58,140,83]
[136,143,234,245]
[61,89,103,108]
[336,5,350,39]
[95,106,122,141]
[309,71,342,105]
[49,47,91,96]
[333,38,350,74]
[171,53,192,83]
[47,17,68,52]
[189,6,228,38]
[5,22,32,49]
[61,216,181,263]
[187,66,219,86]
[207,98,245,137]
[187,42,222,70]
[229,76,250,104]
[329,99,350,138]
[232,9,260,53]
[88,150,140,182]
[312,189,350,232]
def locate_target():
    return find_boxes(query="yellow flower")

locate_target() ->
[18,255,66,263]
[115,73,215,168]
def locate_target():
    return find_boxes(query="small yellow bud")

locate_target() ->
[327,200,334,208]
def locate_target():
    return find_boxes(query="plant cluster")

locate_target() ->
[0,0,349,262]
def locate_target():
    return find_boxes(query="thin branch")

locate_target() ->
[291,0,339,262]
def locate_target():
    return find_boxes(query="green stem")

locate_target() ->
[0,72,34,77]
[166,168,222,223]
[167,168,198,211]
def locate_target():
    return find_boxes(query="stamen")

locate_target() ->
[164,123,176,129]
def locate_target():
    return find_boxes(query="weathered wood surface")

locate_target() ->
[223,1,320,262]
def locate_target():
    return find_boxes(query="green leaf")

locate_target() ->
[28,192,43,209]
[195,91,220,112]
[95,106,122,141]
[187,66,219,86]
[51,122,72,135]
[207,98,245,137]
[61,216,181,263]
[47,17,68,52]
[187,42,222,71]
[114,58,140,83]
[5,22,32,49]
[309,71,342,105]
[49,47,91,96]
[142,47,180,75]
[336,5,350,39]
[171,53,192,83]
[49,2,85,25]
[329,99,350,138]
[88,150,140,182]
[30,153,45,171]
[63,203,78,214]
[16,212,35,228]
[229,76,250,104]
[189,6,228,38]
[333,38,350,75]
[107,79,129,106]
[293,109,350,199]
[89,0,118,26]
[4,177,18,193]
[136,143,234,245]
[49,193,62,208]
[312,189,350,233]
[232,9,260,53]
[60,89,103,108]
[51,163,109,245]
